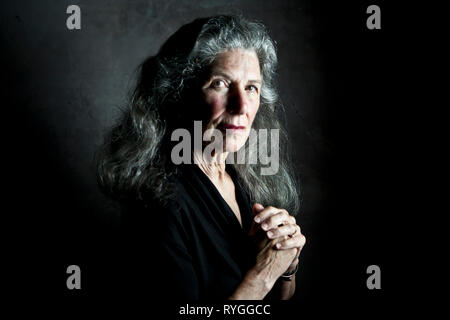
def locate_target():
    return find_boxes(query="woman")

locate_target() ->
[98,15,306,300]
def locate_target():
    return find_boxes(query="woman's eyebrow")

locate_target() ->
[248,79,262,85]
[209,70,233,80]
[209,70,262,84]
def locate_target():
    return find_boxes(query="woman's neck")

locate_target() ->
[192,149,229,182]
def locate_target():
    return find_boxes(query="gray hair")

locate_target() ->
[97,15,300,215]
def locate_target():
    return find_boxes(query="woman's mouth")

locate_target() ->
[221,124,246,130]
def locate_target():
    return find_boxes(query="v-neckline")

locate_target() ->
[188,164,248,231]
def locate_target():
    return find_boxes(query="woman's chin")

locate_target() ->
[224,141,246,153]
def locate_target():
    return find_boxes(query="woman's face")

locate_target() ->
[201,49,261,153]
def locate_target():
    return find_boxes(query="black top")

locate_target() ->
[121,164,259,300]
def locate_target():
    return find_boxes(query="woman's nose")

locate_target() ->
[227,86,248,115]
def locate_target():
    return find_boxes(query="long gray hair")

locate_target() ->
[97,15,300,215]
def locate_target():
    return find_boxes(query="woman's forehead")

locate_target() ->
[208,49,262,81]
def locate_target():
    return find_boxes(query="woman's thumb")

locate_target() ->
[253,203,264,214]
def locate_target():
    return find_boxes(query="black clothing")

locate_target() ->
[122,164,259,300]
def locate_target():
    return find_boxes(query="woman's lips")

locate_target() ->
[221,124,246,130]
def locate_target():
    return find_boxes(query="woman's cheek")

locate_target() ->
[202,95,222,127]
[207,95,226,118]
[249,104,259,124]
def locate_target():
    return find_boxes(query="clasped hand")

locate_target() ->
[249,203,306,280]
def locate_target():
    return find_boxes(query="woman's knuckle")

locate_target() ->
[270,239,278,247]
[301,235,307,245]
[264,216,274,227]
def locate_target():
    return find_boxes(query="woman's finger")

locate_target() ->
[253,206,281,224]
[260,210,291,231]
[275,234,306,250]
[266,224,297,239]
[254,206,291,225]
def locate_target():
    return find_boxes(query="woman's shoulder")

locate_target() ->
[120,173,195,225]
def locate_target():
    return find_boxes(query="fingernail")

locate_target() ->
[267,231,273,238]
[276,243,281,249]
[261,223,268,230]
[254,216,260,223]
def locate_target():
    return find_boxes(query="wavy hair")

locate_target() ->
[97,15,300,214]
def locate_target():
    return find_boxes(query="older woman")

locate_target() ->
[98,15,306,300]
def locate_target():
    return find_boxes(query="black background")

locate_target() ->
[1,0,427,316]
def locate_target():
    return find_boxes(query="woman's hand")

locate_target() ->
[252,232,298,283]
[230,204,305,299]
[252,203,306,274]
[229,237,297,300]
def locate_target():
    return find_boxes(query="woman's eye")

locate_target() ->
[211,79,226,88]
[247,85,259,93]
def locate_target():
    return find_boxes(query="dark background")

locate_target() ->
[1,0,421,315]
